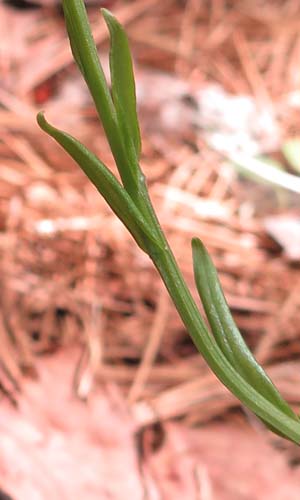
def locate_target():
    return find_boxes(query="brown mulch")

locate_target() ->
[1,0,300,497]
[2,348,300,500]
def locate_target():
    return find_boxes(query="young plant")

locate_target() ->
[38,0,300,444]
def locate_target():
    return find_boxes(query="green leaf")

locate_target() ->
[102,8,141,161]
[62,0,115,139]
[192,237,298,421]
[37,113,160,253]
[282,138,300,174]
[156,243,300,443]
[62,0,138,196]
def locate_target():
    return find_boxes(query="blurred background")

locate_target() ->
[1,0,300,498]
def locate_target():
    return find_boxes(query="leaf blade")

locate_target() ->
[192,237,298,421]
[102,8,141,161]
[62,0,138,195]
[37,113,159,253]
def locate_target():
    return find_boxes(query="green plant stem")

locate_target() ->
[148,237,300,444]
[38,1,300,445]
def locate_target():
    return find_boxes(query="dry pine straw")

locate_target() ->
[0,0,300,439]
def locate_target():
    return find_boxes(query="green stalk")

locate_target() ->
[38,0,300,445]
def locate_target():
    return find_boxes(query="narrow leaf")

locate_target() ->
[37,113,160,253]
[156,243,300,442]
[62,0,138,195]
[192,238,298,421]
[102,8,141,161]
[62,0,115,137]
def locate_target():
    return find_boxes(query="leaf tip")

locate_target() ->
[191,237,204,252]
[101,8,117,28]
[192,238,211,268]
[37,111,58,139]
[37,111,47,129]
